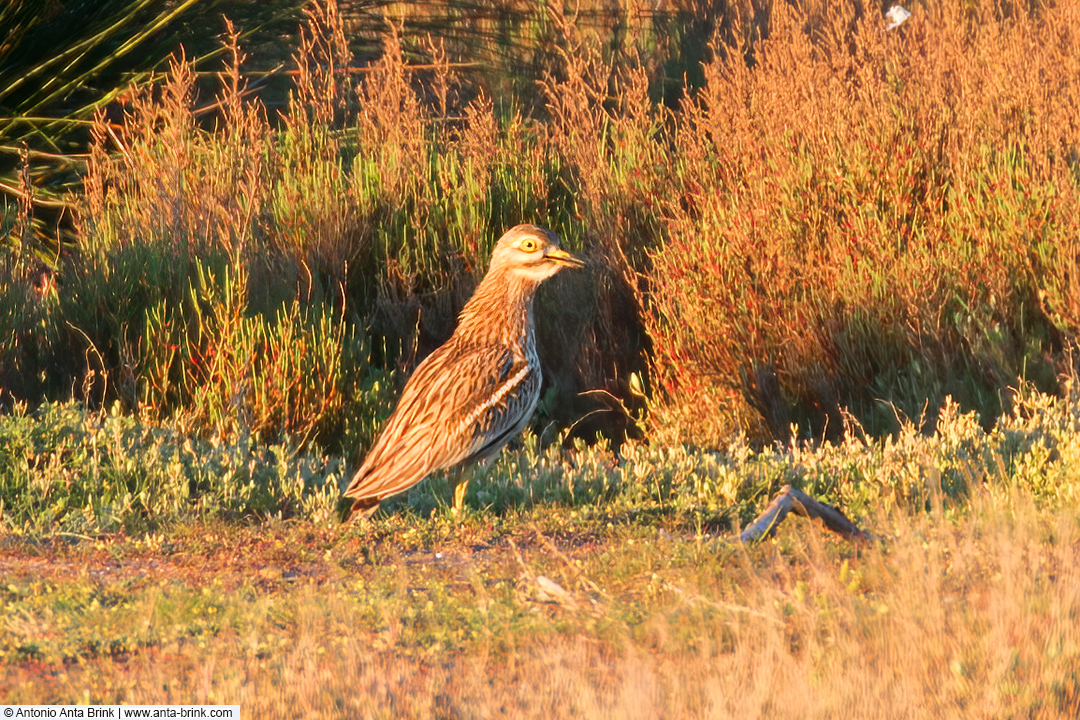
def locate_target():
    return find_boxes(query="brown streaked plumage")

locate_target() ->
[342,224,584,520]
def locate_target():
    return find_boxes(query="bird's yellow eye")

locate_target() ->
[519,237,538,252]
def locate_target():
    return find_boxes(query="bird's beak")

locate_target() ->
[545,247,585,268]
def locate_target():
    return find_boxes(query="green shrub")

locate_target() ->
[4,0,1080,458]
[0,401,348,534]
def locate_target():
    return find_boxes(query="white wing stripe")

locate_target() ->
[455,363,532,440]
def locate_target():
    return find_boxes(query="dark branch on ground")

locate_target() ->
[739,485,870,544]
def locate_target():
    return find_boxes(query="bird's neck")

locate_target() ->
[454,268,538,350]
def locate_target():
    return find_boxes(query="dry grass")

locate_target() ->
[2,491,1078,718]
[4,390,1080,716]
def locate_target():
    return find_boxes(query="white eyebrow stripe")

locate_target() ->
[455,363,532,440]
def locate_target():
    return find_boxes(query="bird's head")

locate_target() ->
[488,224,584,283]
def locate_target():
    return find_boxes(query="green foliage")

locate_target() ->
[0,0,237,261]
[4,0,1080,463]
[0,401,349,534]
[0,0,207,125]
[4,391,1080,714]
[1,3,623,452]
[6,384,1080,537]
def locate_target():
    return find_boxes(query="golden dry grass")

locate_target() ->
[2,491,1078,718]
[5,388,1080,717]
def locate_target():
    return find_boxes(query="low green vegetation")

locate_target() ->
[4,380,1080,536]
[3,390,1080,715]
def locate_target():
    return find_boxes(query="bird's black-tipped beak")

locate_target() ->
[545,247,585,268]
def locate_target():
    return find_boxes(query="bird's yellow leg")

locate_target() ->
[450,468,468,515]
[452,480,469,514]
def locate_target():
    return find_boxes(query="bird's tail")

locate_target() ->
[337,495,380,523]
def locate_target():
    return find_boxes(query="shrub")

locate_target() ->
[0,401,349,534]
[647,0,1078,444]
[4,0,1080,456]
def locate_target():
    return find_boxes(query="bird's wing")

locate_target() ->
[342,343,536,503]
[453,348,541,466]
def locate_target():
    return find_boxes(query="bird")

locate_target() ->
[341,224,585,521]
[884,5,911,31]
